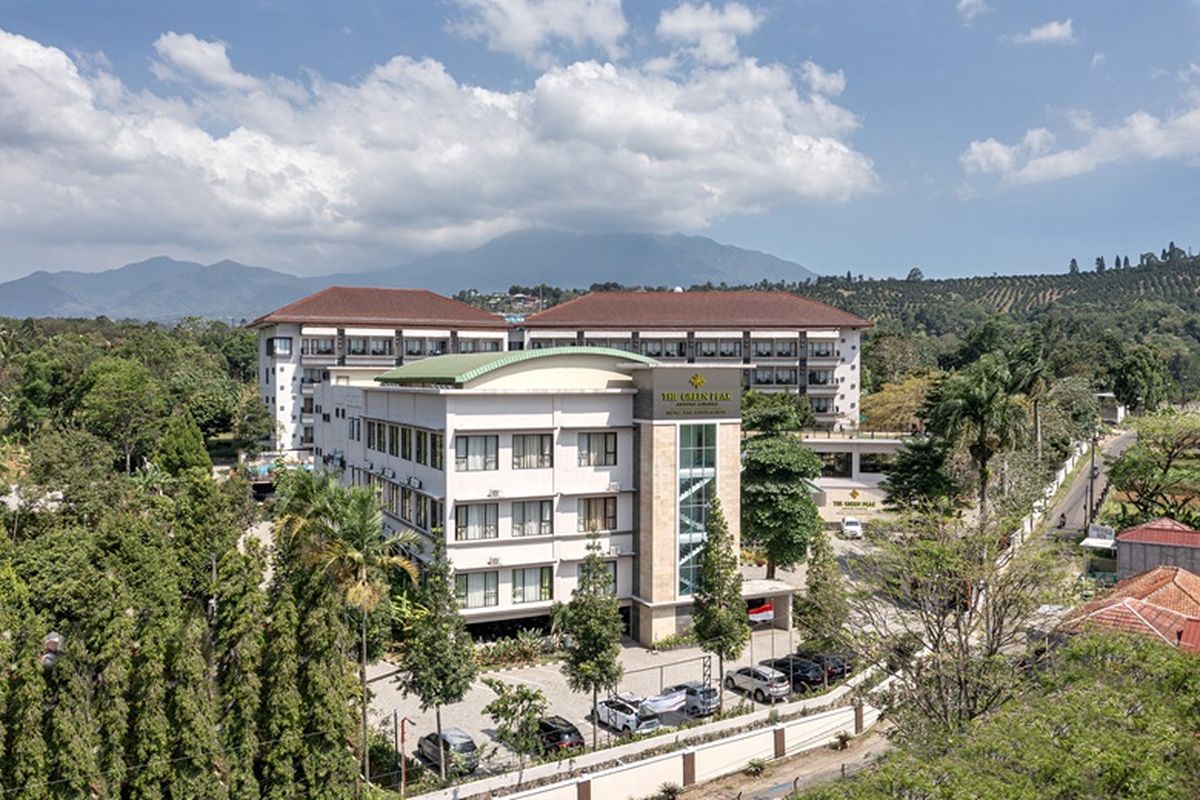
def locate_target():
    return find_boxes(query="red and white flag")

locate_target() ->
[747,602,774,623]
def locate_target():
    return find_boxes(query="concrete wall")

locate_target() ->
[1117,541,1200,580]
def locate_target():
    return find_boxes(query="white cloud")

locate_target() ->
[151,32,260,90]
[0,28,877,273]
[960,100,1200,185]
[452,0,628,67]
[800,60,845,97]
[1180,62,1200,82]
[1091,52,1105,69]
[1009,19,1076,46]
[956,0,990,24]
[656,2,763,65]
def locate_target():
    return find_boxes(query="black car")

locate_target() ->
[794,650,853,681]
[538,716,585,754]
[416,727,479,774]
[760,655,825,693]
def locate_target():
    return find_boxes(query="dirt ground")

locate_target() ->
[684,728,891,800]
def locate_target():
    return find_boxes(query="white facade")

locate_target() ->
[311,360,639,625]
[520,326,864,429]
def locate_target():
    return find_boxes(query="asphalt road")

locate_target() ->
[1047,430,1136,537]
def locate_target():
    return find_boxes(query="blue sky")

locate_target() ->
[0,0,1198,282]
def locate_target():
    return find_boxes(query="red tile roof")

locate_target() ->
[520,290,872,330]
[1116,517,1200,548]
[251,286,507,329]
[1181,619,1200,653]
[1065,566,1200,649]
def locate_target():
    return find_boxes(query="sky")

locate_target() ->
[0,0,1198,282]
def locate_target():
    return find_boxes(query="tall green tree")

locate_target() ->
[127,621,173,800]
[167,613,226,800]
[214,544,267,800]
[923,353,1027,523]
[153,411,213,477]
[296,585,356,797]
[882,437,964,514]
[260,582,303,800]
[481,678,549,774]
[46,654,104,800]
[793,526,848,647]
[5,621,48,800]
[398,544,478,777]
[741,435,824,578]
[555,537,624,751]
[75,357,165,473]
[305,485,418,790]
[1113,342,1171,412]
[691,497,748,712]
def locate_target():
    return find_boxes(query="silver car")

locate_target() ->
[724,666,790,703]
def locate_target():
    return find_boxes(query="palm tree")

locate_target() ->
[925,353,1027,523]
[1009,337,1049,466]
[302,483,420,792]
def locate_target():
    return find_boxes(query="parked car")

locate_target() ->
[661,681,720,716]
[537,716,585,754]
[416,727,479,774]
[760,655,825,694]
[841,517,863,539]
[641,686,688,715]
[596,697,661,734]
[724,666,790,703]
[794,649,854,681]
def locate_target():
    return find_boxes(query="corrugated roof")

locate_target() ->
[250,286,507,328]
[374,346,657,387]
[1117,517,1200,548]
[521,290,872,329]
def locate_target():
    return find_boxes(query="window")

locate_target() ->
[808,370,835,386]
[640,339,663,357]
[455,435,498,471]
[859,452,895,474]
[430,433,444,470]
[301,426,314,445]
[512,567,552,603]
[583,560,618,594]
[347,337,368,356]
[820,452,852,478]
[404,338,424,357]
[416,495,429,529]
[455,572,498,608]
[458,338,478,354]
[678,423,717,596]
[302,338,335,356]
[415,430,429,465]
[512,500,553,536]
[807,341,834,358]
[301,397,314,414]
[301,368,323,385]
[431,499,444,532]
[366,421,379,451]
[427,339,448,356]
[370,338,394,356]
[401,487,414,522]
[455,503,499,540]
[696,339,717,358]
[479,340,502,352]
[513,434,553,469]
[577,497,617,532]
[267,337,292,356]
[719,339,742,358]
[809,396,833,413]
[753,340,774,358]
[753,368,773,385]
[578,432,617,467]
[387,424,399,457]
[775,368,798,385]
[775,340,798,358]
[401,427,412,460]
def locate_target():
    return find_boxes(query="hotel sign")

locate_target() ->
[646,368,741,419]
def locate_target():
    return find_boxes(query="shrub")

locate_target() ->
[657,782,683,800]
[652,630,697,651]
[744,758,769,776]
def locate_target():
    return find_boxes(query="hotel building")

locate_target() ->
[309,347,792,645]
[250,287,509,454]
[253,287,872,457]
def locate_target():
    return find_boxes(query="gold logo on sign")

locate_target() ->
[849,489,860,499]
[689,373,707,389]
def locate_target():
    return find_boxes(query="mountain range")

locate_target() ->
[0,230,817,322]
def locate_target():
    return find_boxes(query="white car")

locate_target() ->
[841,517,863,539]
[596,697,661,734]
[724,666,790,703]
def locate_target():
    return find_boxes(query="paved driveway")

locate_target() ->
[369,626,803,772]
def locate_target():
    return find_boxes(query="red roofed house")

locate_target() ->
[1115,517,1200,580]
[1063,565,1200,652]
[250,287,509,454]
[519,290,873,430]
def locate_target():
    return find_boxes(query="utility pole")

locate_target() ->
[1087,434,1098,525]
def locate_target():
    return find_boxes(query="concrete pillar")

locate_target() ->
[773,727,786,759]
[577,778,591,800]
[682,751,696,786]
[854,702,864,735]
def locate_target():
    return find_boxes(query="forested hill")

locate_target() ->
[799,257,1200,334]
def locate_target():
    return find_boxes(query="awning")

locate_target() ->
[1080,537,1117,550]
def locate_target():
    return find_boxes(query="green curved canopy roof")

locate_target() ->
[374,346,657,387]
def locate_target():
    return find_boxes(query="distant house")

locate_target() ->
[1063,565,1200,652]
[1096,392,1126,425]
[1116,518,1200,580]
